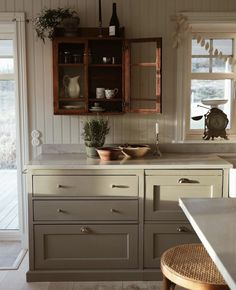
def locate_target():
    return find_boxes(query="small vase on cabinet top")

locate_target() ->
[63,75,80,98]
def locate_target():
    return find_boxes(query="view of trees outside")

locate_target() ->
[0,39,18,230]
[0,80,16,169]
[0,39,15,169]
[190,38,233,130]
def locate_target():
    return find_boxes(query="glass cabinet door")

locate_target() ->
[125,38,162,113]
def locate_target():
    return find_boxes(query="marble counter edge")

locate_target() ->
[25,153,233,170]
[179,198,236,290]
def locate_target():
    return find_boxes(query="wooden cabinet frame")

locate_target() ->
[52,28,162,115]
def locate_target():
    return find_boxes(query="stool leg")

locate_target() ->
[163,275,175,290]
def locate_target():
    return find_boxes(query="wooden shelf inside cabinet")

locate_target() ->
[58,64,85,67]
[59,98,86,102]
[89,64,122,68]
[89,98,122,102]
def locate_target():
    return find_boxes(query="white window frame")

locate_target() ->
[176,12,236,143]
[0,13,28,245]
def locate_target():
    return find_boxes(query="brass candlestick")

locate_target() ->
[153,132,162,156]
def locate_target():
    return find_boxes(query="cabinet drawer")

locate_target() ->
[144,223,199,268]
[33,175,138,197]
[33,199,138,221]
[34,224,138,270]
[145,172,222,220]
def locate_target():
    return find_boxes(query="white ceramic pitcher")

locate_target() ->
[63,75,80,98]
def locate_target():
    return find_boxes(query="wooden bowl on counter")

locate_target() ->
[120,144,151,158]
[96,147,123,161]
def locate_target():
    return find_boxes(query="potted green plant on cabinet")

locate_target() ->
[82,118,110,157]
[32,7,80,42]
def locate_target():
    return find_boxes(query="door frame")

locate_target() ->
[0,13,29,246]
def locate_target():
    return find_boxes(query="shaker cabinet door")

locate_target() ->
[144,223,199,268]
[34,224,138,270]
[145,170,222,220]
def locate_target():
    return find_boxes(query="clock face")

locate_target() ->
[206,110,228,131]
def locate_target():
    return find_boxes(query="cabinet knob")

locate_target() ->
[57,208,63,213]
[177,226,190,233]
[178,178,199,184]
[56,184,62,188]
[80,226,89,233]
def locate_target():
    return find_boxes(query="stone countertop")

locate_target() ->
[179,198,236,290]
[26,153,232,170]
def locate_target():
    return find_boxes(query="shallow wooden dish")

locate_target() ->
[120,144,151,158]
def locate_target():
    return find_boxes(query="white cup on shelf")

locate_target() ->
[96,88,105,99]
[105,88,118,99]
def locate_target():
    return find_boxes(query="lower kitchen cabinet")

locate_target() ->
[34,224,138,270]
[26,167,228,281]
[144,223,200,268]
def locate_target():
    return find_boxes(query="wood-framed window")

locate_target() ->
[176,12,236,142]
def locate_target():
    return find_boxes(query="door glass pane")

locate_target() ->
[190,79,231,130]
[0,80,18,230]
[0,40,13,56]
[0,58,14,74]
[130,66,157,110]
[131,42,156,63]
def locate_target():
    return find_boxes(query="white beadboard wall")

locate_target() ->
[1,0,236,158]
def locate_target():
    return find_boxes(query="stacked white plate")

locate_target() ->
[90,106,105,112]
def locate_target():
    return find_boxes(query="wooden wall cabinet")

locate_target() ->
[52,28,162,115]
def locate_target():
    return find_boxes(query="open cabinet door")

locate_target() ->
[125,38,162,113]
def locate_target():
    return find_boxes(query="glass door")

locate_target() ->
[0,38,18,232]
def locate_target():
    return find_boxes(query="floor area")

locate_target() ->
[0,169,18,230]
[0,253,184,290]
[0,241,21,268]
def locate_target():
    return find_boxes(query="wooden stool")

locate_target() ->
[161,244,229,290]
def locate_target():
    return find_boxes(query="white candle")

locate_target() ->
[156,122,159,134]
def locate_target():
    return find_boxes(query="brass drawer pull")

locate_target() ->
[57,208,63,213]
[177,226,190,233]
[111,184,129,188]
[178,178,199,184]
[80,226,89,233]
[110,208,118,213]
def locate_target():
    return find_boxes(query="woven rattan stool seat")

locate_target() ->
[161,244,229,290]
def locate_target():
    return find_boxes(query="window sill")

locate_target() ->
[172,139,236,144]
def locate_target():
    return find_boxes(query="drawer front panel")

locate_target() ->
[33,200,138,221]
[144,223,200,268]
[34,224,138,270]
[33,175,138,197]
[145,173,222,220]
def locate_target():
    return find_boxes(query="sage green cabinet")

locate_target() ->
[26,167,227,281]
[33,199,138,221]
[34,224,138,270]
[145,170,223,221]
[144,223,199,268]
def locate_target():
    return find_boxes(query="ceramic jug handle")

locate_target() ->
[114,88,118,95]
[63,75,69,87]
